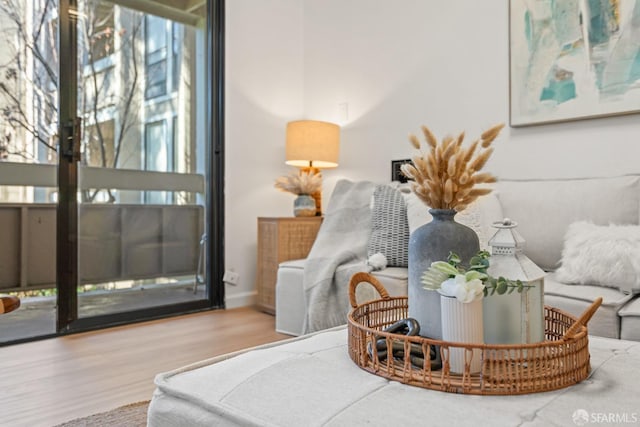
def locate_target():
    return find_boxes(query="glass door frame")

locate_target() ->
[56,0,79,332]
[55,0,225,334]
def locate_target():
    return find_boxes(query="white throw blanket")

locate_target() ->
[302,180,375,333]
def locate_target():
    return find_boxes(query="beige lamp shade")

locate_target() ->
[285,120,340,168]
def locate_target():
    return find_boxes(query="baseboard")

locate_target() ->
[225,291,256,309]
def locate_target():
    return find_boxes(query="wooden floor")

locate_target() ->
[0,307,290,427]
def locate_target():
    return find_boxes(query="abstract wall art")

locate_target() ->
[509,0,640,126]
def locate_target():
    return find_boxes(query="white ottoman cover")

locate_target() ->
[148,327,640,427]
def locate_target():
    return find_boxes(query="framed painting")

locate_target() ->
[509,0,640,127]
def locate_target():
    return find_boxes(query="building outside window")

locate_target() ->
[145,15,168,99]
[87,2,115,64]
[144,119,173,204]
[172,21,180,91]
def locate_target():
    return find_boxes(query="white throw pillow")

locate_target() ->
[555,221,640,294]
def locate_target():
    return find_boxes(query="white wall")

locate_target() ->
[224,0,304,307]
[303,0,640,184]
[225,0,640,307]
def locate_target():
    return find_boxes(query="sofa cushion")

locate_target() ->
[556,221,640,294]
[371,266,407,282]
[619,297,640,341]
[276,259,408,336]
[275,259,307,335]
[495,176,640,271]
[367,185,410,267]
[544,272,634,339]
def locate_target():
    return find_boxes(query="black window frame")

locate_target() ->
[48,0,226,344]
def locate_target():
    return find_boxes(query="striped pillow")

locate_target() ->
[367,185,410,267]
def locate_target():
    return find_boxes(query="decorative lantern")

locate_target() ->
[483,218,546,344]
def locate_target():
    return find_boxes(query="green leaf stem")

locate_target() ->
[423,250,532,298]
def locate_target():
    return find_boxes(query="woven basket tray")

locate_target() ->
[347,272,602,396]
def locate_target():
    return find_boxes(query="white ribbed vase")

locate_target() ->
[440,295,484,374]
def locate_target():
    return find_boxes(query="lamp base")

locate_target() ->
[300,166,322,216]
[310,190,322,216]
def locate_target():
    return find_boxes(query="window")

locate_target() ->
[172,115,178,169]
[83,66,115,110]
[145,16,168,99]
[0,0,223,345]
[88,3,115,64]
[172,22,181,91]
[85,119,115,168]
[145,120,170,172]
[144,119,173,203]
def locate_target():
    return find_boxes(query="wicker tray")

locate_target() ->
[347,272,602,395]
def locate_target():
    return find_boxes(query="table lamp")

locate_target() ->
[285,120,340,215]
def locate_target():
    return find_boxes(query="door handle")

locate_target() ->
[61,117,82,162]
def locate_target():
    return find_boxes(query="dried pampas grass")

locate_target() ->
[400,123,504,212]
[274,169,322,196]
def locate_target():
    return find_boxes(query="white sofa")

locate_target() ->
[275,175,640,340]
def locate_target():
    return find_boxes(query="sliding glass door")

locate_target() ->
[62,0,219,330]
[0,0,60,342]
[0,0,223,343]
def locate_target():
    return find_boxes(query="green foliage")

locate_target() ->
[468,250,490,273]
[422,250,531,298]
[482,275,527,297]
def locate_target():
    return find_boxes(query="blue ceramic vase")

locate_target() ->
[408,209,480,340]
[293,194,316,217]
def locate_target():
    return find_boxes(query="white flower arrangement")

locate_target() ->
[421,251,529,304]
[439,274,486,303]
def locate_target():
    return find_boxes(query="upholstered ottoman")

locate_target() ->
[148,327,640,427]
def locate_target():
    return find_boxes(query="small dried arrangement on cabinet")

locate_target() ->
[400,123,505,212]
[274,169,322,196]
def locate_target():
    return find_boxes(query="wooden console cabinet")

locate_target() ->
[256,217,322,314]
